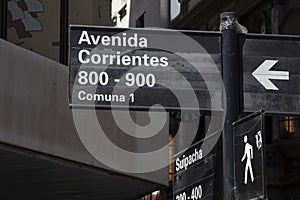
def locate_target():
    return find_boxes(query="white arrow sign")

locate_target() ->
[252,60,289,90]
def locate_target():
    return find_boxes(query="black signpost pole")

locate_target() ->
[220,12,240,200]
[0,0,7,40]
[60,0,68,65]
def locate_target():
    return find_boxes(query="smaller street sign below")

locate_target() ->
[173,133,223,200]
[233,111,266,200]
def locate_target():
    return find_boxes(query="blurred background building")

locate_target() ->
[0,0,300,199]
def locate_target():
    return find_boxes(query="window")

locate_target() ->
[170,0,180,20]
[118,4,126,22]
[136,12,145,28]
[279,116,300,139]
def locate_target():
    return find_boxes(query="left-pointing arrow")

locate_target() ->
[252,60,289,91]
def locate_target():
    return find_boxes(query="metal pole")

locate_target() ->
[220,12,240,200]
[261,111,268,199]
[0,0,7,39]
[59,0,68,65]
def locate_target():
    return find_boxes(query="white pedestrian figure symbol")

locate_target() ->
[241,135,254,184]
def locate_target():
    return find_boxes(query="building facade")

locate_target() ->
[0,0,299,200]
[171,0,300,35]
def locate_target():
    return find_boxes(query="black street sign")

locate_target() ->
[69,25,223,111]
[233,111,266,200]
[240,34,300,114]
[173,133,223,200]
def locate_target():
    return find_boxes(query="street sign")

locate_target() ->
[240,34,300,114]
[69,25,223,111]
[233,111,266,200]
[173,133,223,200]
